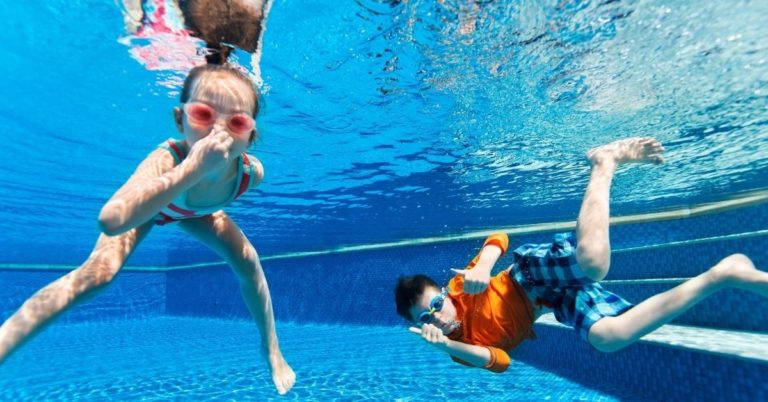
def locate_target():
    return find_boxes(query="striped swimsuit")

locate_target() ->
[154,139,258,225]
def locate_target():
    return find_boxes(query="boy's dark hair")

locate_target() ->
[395,275,440,321]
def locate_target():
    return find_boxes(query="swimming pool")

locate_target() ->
[1,0,767,400]
[2,201,767,400]
[2,318,647,401]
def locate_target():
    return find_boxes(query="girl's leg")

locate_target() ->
[178,211,295,395]
[0,221,153,363]
[576,137,665,281]
[588,253,768,352]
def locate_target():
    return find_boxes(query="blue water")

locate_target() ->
[0,317,644,401]
[0,0,767,400]
[0,0,767,264]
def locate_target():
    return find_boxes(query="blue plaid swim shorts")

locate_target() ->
[509,233,633,341]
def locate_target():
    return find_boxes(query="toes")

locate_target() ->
[275,376,294,395]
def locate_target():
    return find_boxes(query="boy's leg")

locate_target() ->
[0,221,153,363]
[178,211,295,395]
[588,253,768,352]
[576,137,665,281]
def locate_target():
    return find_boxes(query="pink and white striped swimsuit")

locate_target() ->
[154,139,258,225]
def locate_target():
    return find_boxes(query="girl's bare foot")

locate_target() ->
[268,351,296,395]
[587,137,665,166]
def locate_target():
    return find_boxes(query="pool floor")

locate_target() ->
[0,317,649,401]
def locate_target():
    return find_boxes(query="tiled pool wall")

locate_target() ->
[0,271,166,323]
[166,203,768,330]
[1,203,766,401]
[1,202,766,327]
[515,325,768,402]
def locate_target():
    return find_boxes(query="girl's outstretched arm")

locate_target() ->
[98,147,192,235]
[99,130,232,235]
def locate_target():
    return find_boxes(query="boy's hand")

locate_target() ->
[451,267,491,294]
[188,129,233,174]
[409,324,449,347]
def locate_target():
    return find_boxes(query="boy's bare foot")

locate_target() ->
[708,254,768,297]
[587,137,665,166]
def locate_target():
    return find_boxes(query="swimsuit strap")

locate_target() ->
[160,141,252,199]
[234,153,253,199]
[159,139,188,164]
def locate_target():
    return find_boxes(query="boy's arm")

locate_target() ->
[409,325,511,373]
[451,232,509,294]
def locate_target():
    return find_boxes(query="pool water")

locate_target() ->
[1,0,767,400]
[0,317,645,401]
[1,0,768,263]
